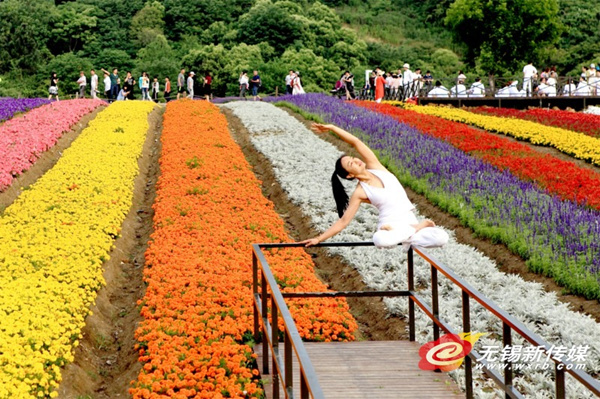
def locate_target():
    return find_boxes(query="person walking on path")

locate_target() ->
[300,123,449,250]
[292,71,305,95]
[374,70,386,103]
[239,71,249,98]
[523,62,537,96]
[250,70,261,100]
[101,68,119,100]
[151,76,159,102]
[48,73,59,101]
[285,70,294,95]
[124,72,135,100]
[90,69,98,99]
[77,71,87,99]
[187,71,195,99]
[177,69,186,100]
[103,71,112,101]
[164,77,171,102]
[203,72,212,101]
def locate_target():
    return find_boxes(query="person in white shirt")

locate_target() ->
[402,63,415,98]
[522,62,537,96]
[576,76,591,96]
[450,81,467,97]
[239,71,249,98]
[468,78,485,97]
[103,71,112,101]
[384,73,393,97]
[413,68,423,96]
[187,71,195,99]
[536,78,549,97]
[428,81,449,98]
[285,70,294,95]
[456,70,467,83]
[389,74,401,98]
[545,72,557,97]
[90,69,98,99]
[292,71,305,95]
[588,70,600,96]
[562,78,576,96]
[77,71,87,99]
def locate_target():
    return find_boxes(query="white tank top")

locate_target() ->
[359,169,415,228]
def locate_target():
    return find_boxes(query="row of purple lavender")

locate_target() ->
[0,98,51,123]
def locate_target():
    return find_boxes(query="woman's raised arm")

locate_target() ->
[311,123,382,169]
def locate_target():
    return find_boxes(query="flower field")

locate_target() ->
[0,97,50,122]
[355,101,600,209]
[467,106,600,138]
[388,101,600,166]
[224,99,600,398]
[0,99,105,191]
[130,100,356,399]
[0,101,155,398]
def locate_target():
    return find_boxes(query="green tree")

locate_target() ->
[445,0,561,75]
[164,0,250,41]
[130,1,165,47]
[50,2,98,54]
[236,0,309,55]
[0,0,55,74]
[135,35,179,80]
[92,49,135,73]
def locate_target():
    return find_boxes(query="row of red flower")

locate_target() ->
[468,106,600,138]
[357,101,600,209]
[130,100,356,399]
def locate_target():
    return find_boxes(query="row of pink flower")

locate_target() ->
[0,99,105,191]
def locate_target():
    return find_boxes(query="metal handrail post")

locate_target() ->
[503,322,513,398]
[431,263,440,342]
[462,290,473,399]
[252,252,260,343]
[408,247,415,342]
[272,294,280,399]
[262,270,269,374]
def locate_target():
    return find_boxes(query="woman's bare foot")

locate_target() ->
[380,224,393,231]
[412,219,436,232]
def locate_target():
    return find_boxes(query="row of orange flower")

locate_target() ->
[130,100,357,399]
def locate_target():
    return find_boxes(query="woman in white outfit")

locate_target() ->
[301,123,449,250]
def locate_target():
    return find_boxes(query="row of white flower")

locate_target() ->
[223,101,600,398]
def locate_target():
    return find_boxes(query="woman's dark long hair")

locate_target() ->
[332,155,354,218]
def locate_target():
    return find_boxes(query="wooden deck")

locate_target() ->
[255,341,464,398]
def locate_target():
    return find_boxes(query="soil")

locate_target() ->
[57,106,164,399]
[0,106,105,210]
[267,105,600,324]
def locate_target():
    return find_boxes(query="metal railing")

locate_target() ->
[355,75,600,101]
[252,241,600,399]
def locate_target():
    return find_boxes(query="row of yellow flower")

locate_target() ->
[0,101,156,398]
[387,101,600,166]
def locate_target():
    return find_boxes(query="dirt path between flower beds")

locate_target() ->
[57,106,164,399]
[0,106,105,211]
[222,107,409,342]
[270,106,600,324]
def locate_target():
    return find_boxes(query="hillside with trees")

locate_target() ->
[0,0,598,97]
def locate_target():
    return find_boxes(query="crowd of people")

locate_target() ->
[48,68,213,102]
[329,60,600,101]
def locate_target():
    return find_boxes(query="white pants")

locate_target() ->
[372,213,449,249]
